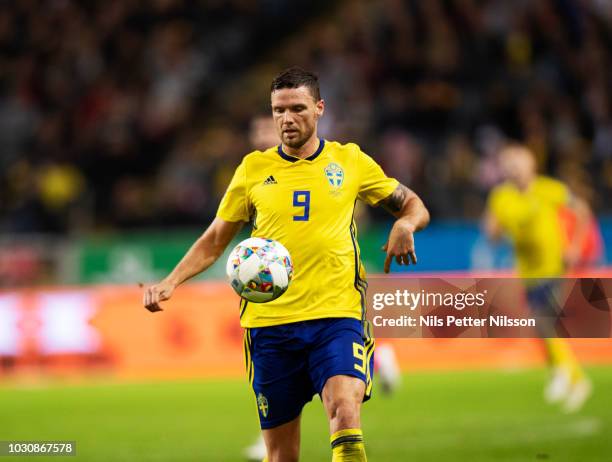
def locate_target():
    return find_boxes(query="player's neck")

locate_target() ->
[517,175,535,191]
[282,135,320,159]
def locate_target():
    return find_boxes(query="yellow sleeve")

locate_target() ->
[486,184,537,230]
[216,160,251,222]
[486,188,504,222]
[356,149,399,206]
[539,177,570,207]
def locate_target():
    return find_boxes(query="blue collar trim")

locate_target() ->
[277,138,325,162]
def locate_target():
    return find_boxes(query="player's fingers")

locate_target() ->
[144,288,152,307]
[401,253,410,266]
[384,253,392,273]
[149,288,157,305]
[150,288,162,307]
[159,289,170,301]
[395,254,402,265]
[145,302,163,313]
[409,250,417,265]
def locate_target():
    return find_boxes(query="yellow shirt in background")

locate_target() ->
[487,176,569,279]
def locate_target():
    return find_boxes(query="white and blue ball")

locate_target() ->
[226,237,293,303]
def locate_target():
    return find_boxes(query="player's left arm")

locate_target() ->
[482,211,504,242]
[378,183,430,273]
[564,194,592,269]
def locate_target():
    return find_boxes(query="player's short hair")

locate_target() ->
[270,67,321,101]
[501,142,535,158]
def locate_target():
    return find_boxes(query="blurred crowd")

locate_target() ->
[1,0,611,233]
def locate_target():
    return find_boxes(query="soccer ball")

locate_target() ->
[226,237,293,303]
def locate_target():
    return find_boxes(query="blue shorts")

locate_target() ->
[526,279,562,337]
[244,317,375,429]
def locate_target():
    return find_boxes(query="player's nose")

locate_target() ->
[282,112,295,125]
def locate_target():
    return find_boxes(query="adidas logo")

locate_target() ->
[263,175,277,185]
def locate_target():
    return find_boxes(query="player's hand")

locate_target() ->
[382,220,417,273]
[143,279,176,313]
[564,247,581,271]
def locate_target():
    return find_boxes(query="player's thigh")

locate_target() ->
[526,279,562,314]
[262,414,301,462]
[247,327,315,430]
[526,279,562,336]
[308,318,375,401]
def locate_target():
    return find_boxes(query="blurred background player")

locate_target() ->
[557,162,606,271]
[249,114,280,153]
[242,114,276,462]
[483,144,593,412]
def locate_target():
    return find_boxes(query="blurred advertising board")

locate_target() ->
[1,281,612,379]
[55,217,612,283]
[2,218,611,286]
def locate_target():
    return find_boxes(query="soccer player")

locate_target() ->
[249,113,281,152]
[143,67,429,462]
[242,113,405,461]
[242,114,280,462]
[483,144,593,412]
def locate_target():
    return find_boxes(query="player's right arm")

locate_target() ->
[482,187,507,242]
[144,158,252,312]
[483,210,504,241]
[143,218,244,312]
[355,148,429,273]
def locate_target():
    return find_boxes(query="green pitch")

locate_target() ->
[1,367,611,461]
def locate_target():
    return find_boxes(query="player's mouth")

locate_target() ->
[283,129,299,136]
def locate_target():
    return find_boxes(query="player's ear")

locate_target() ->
[316,99,325,118]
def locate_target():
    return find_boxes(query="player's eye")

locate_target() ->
[273,108,284,114]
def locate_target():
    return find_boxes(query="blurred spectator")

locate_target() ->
[1,0,610,234]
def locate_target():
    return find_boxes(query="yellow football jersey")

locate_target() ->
[217,139,398,328]
[487,176,569,279]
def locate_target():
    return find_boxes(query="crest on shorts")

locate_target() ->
[324,163,344,188]
[257,393,269,418]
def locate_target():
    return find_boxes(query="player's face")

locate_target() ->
[271,86,324,149]
[499,147,536,187]
[249,116,279,150]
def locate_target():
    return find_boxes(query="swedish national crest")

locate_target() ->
[324,163,344,188]
[257,393,269,418]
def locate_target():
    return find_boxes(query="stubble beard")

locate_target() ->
[283,125,314,149]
